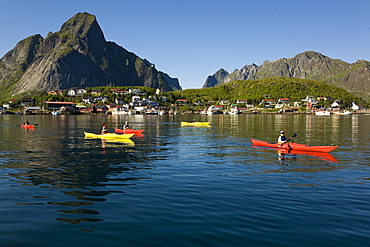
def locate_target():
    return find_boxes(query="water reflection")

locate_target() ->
[0,126,159,225]
[0,114,369,234]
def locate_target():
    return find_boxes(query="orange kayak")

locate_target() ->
[21,124,35,128]
[114,128,144,134]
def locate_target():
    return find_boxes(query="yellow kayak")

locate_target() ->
[84,132,134,139]
[181,121,210,126]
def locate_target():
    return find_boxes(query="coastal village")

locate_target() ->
[0,87,366,116]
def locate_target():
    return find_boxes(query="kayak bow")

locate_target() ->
[251,139,338,152]
[84,132,134,139]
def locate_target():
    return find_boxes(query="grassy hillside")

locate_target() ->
[174,77,367,107]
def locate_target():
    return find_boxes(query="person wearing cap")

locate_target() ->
[123,121,131,130]
[277,131,290,147]
[101,123,108,134]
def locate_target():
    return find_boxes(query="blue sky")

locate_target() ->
[1,0,370,89]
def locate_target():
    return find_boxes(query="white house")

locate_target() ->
[331,100,342,108]
[129,89,141,94]
[76,89,86,95]
[301,95,318,108]
[132,96,141,102]
[82,98,94,104]
[67,89,76,96]
[260,99,276,108]
[275,98,290,108]
[352,102,364,110]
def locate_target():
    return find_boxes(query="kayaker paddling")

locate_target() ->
[277,131,291,148]
[101,123,108,134]
[24,119,30,125]
[123,121,130,130]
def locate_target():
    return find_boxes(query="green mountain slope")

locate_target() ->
[180,77,366,106]
[204,51,370,101]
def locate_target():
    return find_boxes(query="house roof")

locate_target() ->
[43,101,75,105]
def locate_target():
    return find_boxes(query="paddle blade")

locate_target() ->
[292,133,297,138]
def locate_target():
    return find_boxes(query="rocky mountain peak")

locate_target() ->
[59,12,105,44]
[203,51,370,101]
[0,12,181,99]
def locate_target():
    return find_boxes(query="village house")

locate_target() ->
[331,100,342,108]
[177,99,188,105]
[21,98,33,106]
[260,99,276,108]
[129,89,141,94]
[94,96,109,102]
[132,96,141,102]
[301,95,318,108]
[236,99,247,104]
[275,98,291,108]
[41,101,76,111]
[67,89,77,96]
[82,98,94,104]
[352,102,364,110]
[115,98,126,105]
[2,103,10,110]
[111,88,127,94]
[91,89,102,94]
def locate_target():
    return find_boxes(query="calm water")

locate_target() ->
[0,114,370,246]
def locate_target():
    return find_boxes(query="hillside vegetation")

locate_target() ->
[204,51,370,101]
[176,77,367,107]
[3,78,367,111]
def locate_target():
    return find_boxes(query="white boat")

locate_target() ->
[111,107,134,115]
[229,108,242,115]
[52,111,61,115]
[315,111,331,115]
[333,110,352,115]
[145,109,158,115]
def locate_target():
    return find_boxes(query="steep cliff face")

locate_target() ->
[0,12,181,99]
[203,51,370,100]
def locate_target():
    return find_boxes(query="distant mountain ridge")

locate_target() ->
[203,51,370,101]
[0,12,181,99]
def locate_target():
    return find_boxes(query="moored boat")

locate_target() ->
[84,132,134,139]
[315,111,331,115]
[250,139,338,152]
[333,110,352,115]
[51,111,61,115]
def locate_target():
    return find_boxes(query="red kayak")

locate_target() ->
[251,139,338,152]
[21,124,35,128]
[114,128,144,134]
